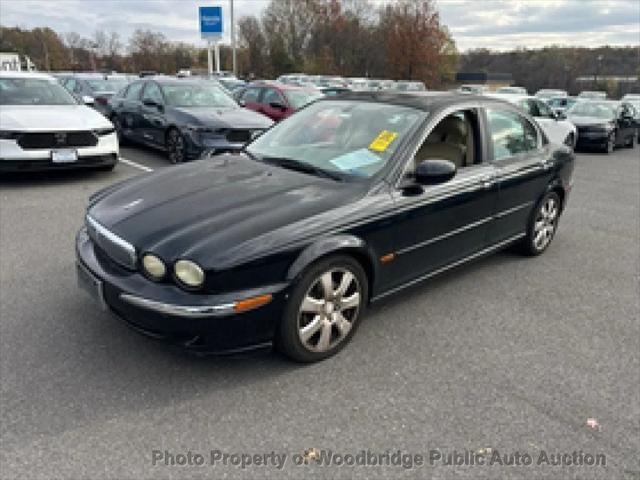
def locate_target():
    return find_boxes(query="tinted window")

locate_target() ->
[487,109,538,161]
[241,87,261,103]
[142,82,164,104]
[125,82,144,101]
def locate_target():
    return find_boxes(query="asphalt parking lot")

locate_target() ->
[1,145,638,479]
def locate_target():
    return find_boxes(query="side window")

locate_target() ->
[536,100,555,118]
[63,78,76,91]
[519,100,533,116]
[241,87,261,103]
[486,109,538,161]
[262,88,284,106]
[142,82,164,104]
[412,109,479,172]
[125,82,144,101]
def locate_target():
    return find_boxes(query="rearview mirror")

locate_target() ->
[415,159,457,185]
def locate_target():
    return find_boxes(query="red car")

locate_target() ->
[236,82,323,121]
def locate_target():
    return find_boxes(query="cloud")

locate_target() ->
[0,0,638,51]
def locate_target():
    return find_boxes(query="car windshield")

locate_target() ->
[0,77,78,105]
[246,100,423,179]
[283,89,323,109]
[568,101,616,120]
[85,78,129,92]
[162,83,238,108]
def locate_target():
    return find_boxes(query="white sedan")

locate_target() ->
[488,93,578,148]
[0,71,118,172]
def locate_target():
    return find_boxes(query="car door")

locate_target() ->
[388,107,500,287]
[115,81,145,141]
[484,107,555,244]
[260,88,289,121]
[139,81,167,147]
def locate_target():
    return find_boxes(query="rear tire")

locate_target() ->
[277,255,368,363]
[519,191,561,256]
[625,132,637,148]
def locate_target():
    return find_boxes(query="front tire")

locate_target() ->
[520,192,561,256]
[602,132,615,154]
[277,255,368,362]
[166,128,186,164]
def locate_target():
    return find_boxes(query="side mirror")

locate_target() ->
[238,99,246,107]
[556,111,567,120]
[415,159,457,185]
[269,101,287,111]
[82,95,95,106]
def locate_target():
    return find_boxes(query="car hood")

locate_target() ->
[568,115,614,127]
[0,105,112,131]
[172,107,273,129]
[88,154,363,268]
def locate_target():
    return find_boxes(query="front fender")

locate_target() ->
[286,234,378,284]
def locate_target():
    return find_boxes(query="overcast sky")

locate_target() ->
[1,0,638,51]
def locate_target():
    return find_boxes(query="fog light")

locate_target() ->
[174,259,205,288]
[142,254,166,280]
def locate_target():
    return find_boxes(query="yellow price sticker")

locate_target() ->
[369,130,398,152]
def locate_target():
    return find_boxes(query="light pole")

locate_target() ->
[231,0,236,76]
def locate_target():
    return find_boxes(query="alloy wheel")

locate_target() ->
[297,268,361,353]
[167,130,185,164]
[533,196,559,251]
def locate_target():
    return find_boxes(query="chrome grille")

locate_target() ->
[86,215,137,270]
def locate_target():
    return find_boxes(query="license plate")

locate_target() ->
[51,149,78,163]
[76,261,106,310]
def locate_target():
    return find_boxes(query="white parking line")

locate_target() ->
[119,157,154,173]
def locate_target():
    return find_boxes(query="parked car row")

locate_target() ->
[276,73,426,92]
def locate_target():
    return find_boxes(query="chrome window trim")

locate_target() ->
[86,215,137,269]
[372,232,526,302]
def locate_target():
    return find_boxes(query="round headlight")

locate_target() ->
[174,259,205,288]
[142,254,166,280]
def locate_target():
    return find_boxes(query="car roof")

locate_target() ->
[318,90,505,111]
[0,71,55,80]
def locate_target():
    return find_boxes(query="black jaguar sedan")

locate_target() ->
[107,77,273,163]
[77,92,574,362]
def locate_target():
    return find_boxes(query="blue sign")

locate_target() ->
[200,6,223,38]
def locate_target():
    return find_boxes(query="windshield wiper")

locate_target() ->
[263,157,344,182]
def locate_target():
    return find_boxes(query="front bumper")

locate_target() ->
[0,133,119,171]
[575,131,609,149]
[75,228,288,353]
[182,130,259,159]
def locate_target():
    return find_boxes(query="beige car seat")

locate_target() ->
[415,116,468,168]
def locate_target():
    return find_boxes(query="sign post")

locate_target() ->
[199,6,223,74]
